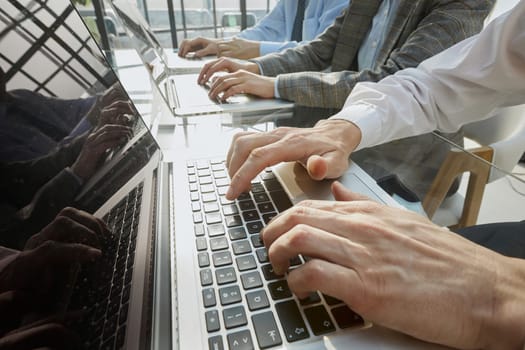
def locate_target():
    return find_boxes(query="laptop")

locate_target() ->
[3,1,450,348]
[108,0,294,117]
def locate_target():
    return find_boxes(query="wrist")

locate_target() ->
[320,119,362,155]
[484,257,525,350]
[246,62,260,75]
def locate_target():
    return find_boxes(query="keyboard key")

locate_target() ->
[253,193,270,203]
[208,335,224,350]
[198,168,211,177]
[191,202,201,212]
[205,310,220,332]
[227,330,253,350]
[191,191,200,201]
[202,288,217,308]
[215,267,237,285]
[256,248,269,263]
[212,251,232,267]
[210,237,229,251]
[331,305,364,329]
[202,192,217,202]
[304,305,336,335]
[299,292,321,306]
[213,170,227,178]
[222,305,247,329]
[200,269,213,286]
[246,221,263,234]
[196,160,209,170]
[222,204,238,216]
[240,271,263,290]
[251,235,264,248]
[193,224,204,237]
[196,237,207,251]
[263,179,283,192]
[242,210,260,222]
[275,300,309,342]
[198,252,210,267]
[261,264,282,281]
[199,176,213,185]
[268,280,292,300]
[237,193,251,201]
[250,183,265,193]
[217,186,228,196]
[290,255,302,266]
[200,184,215,193]
[262,213,277,224]
[246,290,270,311]
[219,285,242,305]
[236,255,257,271]
[188,175,197,183]
[193,212,203,224]
[204,202,220,213]
[225,215,242,228]
[238,200,255,211]
[257,202,275,213]
[232,240,252,255]
[252,312,282,349]
[206,212,222,225]
[228,227,247,241]
[268,190,293,212]
[220,196,234,205]
[215,178,230,187]
[208,224,225,237]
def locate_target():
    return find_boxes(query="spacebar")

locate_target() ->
[269,190,293,213]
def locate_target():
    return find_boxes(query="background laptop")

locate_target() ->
[109,0,294,117]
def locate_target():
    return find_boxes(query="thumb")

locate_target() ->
[306,152,349,181]
[331,181,371,202]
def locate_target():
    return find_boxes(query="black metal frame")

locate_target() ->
[0,0,111,96]
[90,0,270,50]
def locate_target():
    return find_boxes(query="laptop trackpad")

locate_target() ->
[273,161,387,205]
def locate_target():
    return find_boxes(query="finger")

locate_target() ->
[221,80,250,101]
[29,241,101,267]
[57,207,108,240]
[226,132,290,199]
[195,44,217,58]
[261,202,380,248]
[178,40,189,57]
[227,130,322,199]
[331,181,372,202]
[0,323,80,350]
[207,74,233,99]
[198,59,225,84]
[286,259,363,309]
[51,214,102,248]
[0,290,38,318]
[226,131,256,170]
[268,223,363,275]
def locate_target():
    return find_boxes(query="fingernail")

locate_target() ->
[226,186,234,200]
[88,247,102,257]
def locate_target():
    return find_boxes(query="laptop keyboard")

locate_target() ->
[69,182,144,350]
[186,160,364,349]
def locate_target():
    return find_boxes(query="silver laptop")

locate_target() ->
[8,1,450,348]
[109,0,294,117]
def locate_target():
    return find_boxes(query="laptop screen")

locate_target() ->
[0,1,162,348]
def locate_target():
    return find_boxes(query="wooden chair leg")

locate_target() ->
[423,146,493,229]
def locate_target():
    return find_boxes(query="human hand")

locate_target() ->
[71,124,132,181]
[0,241,100,297]
[178,37,220,58]
[25,207,108,250]
[198,57,260,85]
[207,70,275,101]
[225,119,362,199]
[262,181,525,349]
[217,38,261,59]
[96,100,135,130]
[87,83,128,125]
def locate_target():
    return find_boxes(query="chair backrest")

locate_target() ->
[463,104,525,182]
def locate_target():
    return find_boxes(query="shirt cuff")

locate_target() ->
[274,77,281,99]
[329,103,383,151]
[65,167,85,187]
[259,41,288,56]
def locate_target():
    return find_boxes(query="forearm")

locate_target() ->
[484,257,525,350]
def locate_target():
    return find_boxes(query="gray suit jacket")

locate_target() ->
[254,0,495,109]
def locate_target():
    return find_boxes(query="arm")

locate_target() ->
[240,0,347,56]
[263,0,494,108]
[333,4,525,150]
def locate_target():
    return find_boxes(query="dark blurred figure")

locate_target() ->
[0,208,105,349]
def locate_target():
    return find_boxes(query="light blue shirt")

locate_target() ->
[238,0,348,56]
[358,0,398,70]
[275,0,399,98]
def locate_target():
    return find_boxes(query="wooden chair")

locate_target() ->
[422,105,525,229]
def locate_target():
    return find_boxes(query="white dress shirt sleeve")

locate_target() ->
[330,2,525,151]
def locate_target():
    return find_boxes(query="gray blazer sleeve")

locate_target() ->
[256,0,494,109]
